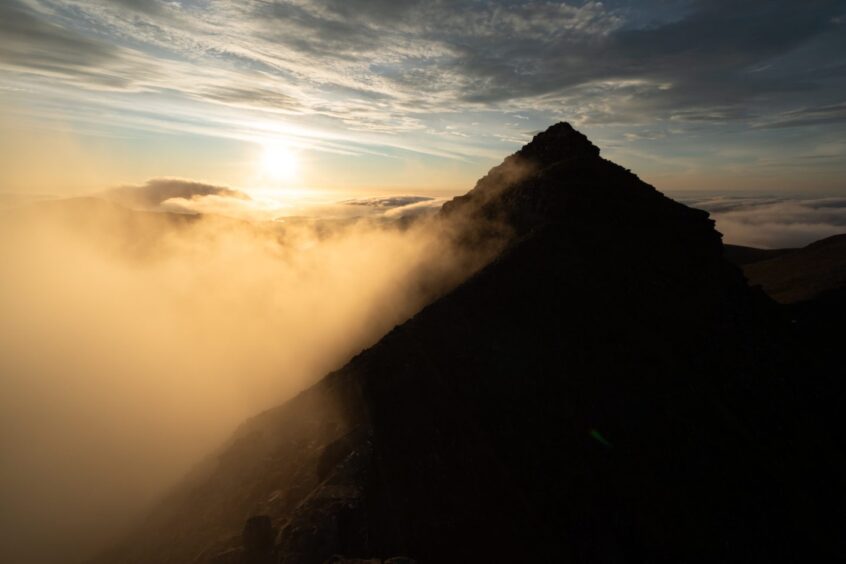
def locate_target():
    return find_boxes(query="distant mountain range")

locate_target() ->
[92,124,846,563]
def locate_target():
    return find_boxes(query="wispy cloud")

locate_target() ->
[1,0,845,194]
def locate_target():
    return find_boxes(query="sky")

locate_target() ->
[1,0,845,198]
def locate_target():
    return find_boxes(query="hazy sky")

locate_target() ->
[1,0,845,196]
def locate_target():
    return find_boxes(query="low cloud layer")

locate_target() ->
[0,193,496,563]
[105,178,251,210]
[685,195,846,248]
[342,195,434,209]
[101,180,449,223]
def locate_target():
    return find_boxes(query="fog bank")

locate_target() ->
[0,195,492,563]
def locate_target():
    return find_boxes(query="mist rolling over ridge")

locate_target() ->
[75,122,846,564]
[2,0,846,562]
[0,189,504,563]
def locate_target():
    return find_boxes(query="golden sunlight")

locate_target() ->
[260,143,299,181]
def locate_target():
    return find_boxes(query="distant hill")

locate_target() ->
[723,243,795,266]
[737,234,846,303]
[94,124,846,563]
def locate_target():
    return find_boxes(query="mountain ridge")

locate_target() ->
[94,123,846,564]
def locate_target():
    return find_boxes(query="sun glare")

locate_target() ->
[260,144,299,181]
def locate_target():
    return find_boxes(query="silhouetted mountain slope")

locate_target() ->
[740,233,846,303]
[723,243,794,266]
[95,124,846,564]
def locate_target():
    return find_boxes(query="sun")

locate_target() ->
[260,143,299,181]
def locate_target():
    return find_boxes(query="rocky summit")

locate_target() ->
[95,124,846,563]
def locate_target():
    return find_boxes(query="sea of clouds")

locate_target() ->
[678,195,846,249]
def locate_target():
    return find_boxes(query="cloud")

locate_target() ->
[0,192,53,210]
[0,1,115,70]
[686,195,846,248]
[102,182,447,222]
[199,85,302,113]
[0,0,162,90]
[341,195,434,208]
[2,0,844,164]
[757,101,846,129]
[383,197,448,219]
[0,185,504,563]
[108,0,162,15]
[104,178,251,211]
[339,195,448,219]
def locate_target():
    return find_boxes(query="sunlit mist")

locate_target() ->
[0,189,501,563]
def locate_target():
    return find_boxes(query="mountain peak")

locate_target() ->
[441,121,667,237]
[517,122,600,167]
[95,123,845,564]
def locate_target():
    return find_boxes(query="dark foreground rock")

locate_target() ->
[94,124,846,563]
